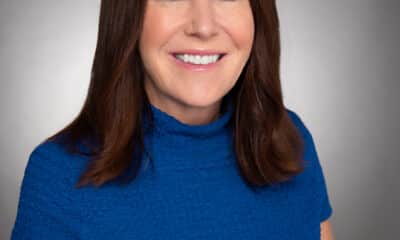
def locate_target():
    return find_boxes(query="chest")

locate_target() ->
[73,164,321,240]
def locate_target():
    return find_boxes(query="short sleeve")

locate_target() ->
[287,109,333,222]
[11,141,80,239]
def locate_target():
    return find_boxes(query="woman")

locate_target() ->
[11,0,334,239]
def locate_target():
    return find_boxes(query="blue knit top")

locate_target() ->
[11,101,333,239]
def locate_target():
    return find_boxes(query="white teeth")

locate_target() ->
[174,54,222,65]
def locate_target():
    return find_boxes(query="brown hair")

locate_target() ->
[46,0,305,188]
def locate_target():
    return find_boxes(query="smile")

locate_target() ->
[170,53,227,72]
[173,54,224,65]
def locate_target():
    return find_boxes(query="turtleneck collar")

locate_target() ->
[142,96,236,170]
[151,100,233,134]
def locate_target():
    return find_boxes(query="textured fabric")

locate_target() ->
[11,101,333,239]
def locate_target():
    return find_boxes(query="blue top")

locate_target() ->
[11,100,333,239]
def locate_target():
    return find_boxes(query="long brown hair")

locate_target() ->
[46,0,305,188]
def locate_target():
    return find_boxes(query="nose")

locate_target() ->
[184,0,219,40]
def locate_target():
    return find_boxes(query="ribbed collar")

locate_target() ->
[142,97,236,170]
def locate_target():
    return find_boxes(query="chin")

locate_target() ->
[177,96,223,109]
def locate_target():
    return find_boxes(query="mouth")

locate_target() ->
[170,53,227,65]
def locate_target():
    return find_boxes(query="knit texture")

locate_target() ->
[11,101,333,239]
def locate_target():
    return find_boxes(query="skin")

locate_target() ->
[321,219,335,240]
[139,0,254,125]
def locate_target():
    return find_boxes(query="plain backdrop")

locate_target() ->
[1,1,399,239]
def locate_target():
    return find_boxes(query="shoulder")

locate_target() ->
[23,138,88,190]
[27,139,71,172]
[285,108,318,157]
[284,108,324,181]
[30,138,69,159]
[12,139,88,238]
[22,140,71,189]
[286,108,334,222]
[28,137,84,170]
[286,108,313,141]
[16,138,91,215]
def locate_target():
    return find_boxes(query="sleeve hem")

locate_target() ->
[320,203,333,222]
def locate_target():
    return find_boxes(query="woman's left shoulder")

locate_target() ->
[285,107,321,173]
[285,108,312,141]
[284,107,334,223]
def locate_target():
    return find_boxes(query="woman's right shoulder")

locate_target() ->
[31,138,68,157]
[26,138,91,181]
[12,139,90,239]
[28,139,70,170]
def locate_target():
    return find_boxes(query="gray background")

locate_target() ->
[0,0,399,239]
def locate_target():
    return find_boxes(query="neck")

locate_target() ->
[146,99,223,126]
[141,97,235,170]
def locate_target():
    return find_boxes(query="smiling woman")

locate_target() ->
[11,0,334,239]
[139,0,254,125]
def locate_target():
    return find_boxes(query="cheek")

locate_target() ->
[140,28,158,59]
[139,7,175,58]
[139,9,177,84]
[231,29,254,58]
[221,9,254,52]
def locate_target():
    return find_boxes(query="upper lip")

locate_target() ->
[171,49,227,56]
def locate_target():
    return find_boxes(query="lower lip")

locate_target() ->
[170,54,225,72]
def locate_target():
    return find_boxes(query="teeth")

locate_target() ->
[174,54,222,65]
